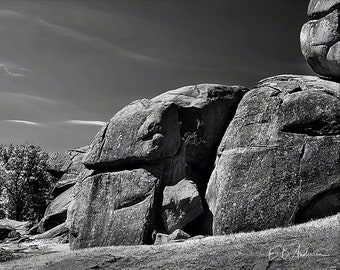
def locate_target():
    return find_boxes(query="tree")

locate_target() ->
[0,143,55,221]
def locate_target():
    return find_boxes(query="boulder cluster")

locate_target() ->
[33,0,339,249]
[300,0,340,79]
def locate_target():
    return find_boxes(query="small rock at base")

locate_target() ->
[154,233,169,245]
[168,229,190,241]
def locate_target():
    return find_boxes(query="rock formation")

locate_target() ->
[33,146,89,234]
[162,179,203,233]
[69,84,247,249]
[206,75,340,235]
[47,145,89,197]
[31,0,339,250]
[300,0,340,79]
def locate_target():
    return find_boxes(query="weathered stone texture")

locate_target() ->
[70,169,159,249]
[206,75,340,235]
[162,179,203,233]
[301,0,340,78]
[69,84,247,249]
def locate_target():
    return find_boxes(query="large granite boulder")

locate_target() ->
[69,84,247,249]
[84,84,247,174]
[300,0,340,78]
[162,179,203,233]
[84,100,181,169]
[206,75,340,235]
[69,169,159,249]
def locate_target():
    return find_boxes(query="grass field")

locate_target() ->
[0,214,339,270]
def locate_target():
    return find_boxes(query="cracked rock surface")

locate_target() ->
[70,169,159,249]
[206,75,340,235]
[69,84,247,249]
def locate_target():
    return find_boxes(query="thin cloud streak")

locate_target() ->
[0,63,29,77]
[3,120,106,127]
[0,91,64,105]
[35,17,208,70]
[0,9,23,18]
[63,120,106,126]
[35,18,163,64]
[5,120,41,126]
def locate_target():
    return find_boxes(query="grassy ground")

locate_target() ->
[0,214,339,270]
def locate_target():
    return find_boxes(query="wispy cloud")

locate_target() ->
[36,18,91,42]
[0,9,23,18]
[35,18,169,65]
[63,120,106,126]
[0,91,63,105]
[5,120,41,126]
[3,119,106,127]
[0,63,29,77]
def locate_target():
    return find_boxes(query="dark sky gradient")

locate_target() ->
[0,0,313,153]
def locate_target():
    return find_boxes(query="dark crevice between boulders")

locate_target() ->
[97,122,109,161]
[182,164,213,235]
[51,182,75,197]
[151,142,186,237]
[173,99,243,236]
[30,211,68,235]
[309,3,340,20]
[47,170,65,179]
[292,185,340,224]
[282,120,340,136]
[144,183,161,245]
[85,134,182,176]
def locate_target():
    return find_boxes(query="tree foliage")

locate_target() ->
[0,143,54,221]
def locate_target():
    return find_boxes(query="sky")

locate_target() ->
[0,0,313,154]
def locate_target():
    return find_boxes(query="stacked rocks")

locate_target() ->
[31,146,90,234]
[68,84,247,249]
[33,0,339,250]
[300,0,340,79]
[206,75,340,235]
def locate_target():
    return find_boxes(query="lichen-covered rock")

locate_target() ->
[206,75,340,235]
[300,0,340,78]
[69,169,159,249]
[162,179,203,233]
